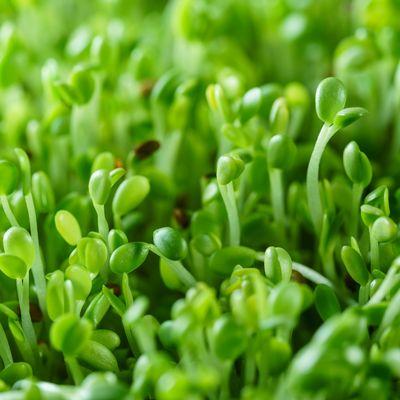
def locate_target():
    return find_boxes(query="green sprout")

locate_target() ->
[307,77,367,233]
[0,1,400,399]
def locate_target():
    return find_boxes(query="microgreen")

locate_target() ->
[1,2,400,399]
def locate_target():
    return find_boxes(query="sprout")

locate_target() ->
[50,314,92,357]
[55,210,82,246]
[210,315,247,360]
[216,155,244,186]
[307,78,366,232]
[0,254,29,280]
[370,216,398,270]
[65,265,92,301]
[77,237,108,274]
[343,141,372,235]
[314,284,341,321]
[108,229,128,253]
[270,97,289,135]
[69,66,95,105]
[3,227,35,268]
[334,107,368,129]
[50,314,92,384]
[32,171,55,214]
[206,84,232,122]
[371,217,397,243]
[89,169,112,239]
[264,246,292,284]
[341,246,369,286]
[267,134,297,171]
[216,154,244,246]
[112,176,150,227]
[153,227,187,261]
[89,169,111,206]
[239,87,262,123]
[315,77,347,124]
[109,242,149,274]
[46,271,65,321]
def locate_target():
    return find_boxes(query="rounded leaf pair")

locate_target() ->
[211,315,247,360]
[315,77,347,124]
[269,97,289,134]
[216,155,244,185]
[112,175,150,217]
[110,242,149,274]
[341,246,369,286]
[264,246,292,284]
[153,227,188,261]
[50,314,92,357]
[55,210,82,246]
[267,134,296,170]
[32,171,55,213]
[0,227,35,279]
[3,227,35,268]
[89,169,111,205]
[77,237,108,274]
[343,141,372,186]
[371,217,397,243]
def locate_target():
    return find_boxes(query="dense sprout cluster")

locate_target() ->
[1,0,400,399]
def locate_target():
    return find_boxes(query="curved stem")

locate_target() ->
[292,262,334,288]
[306,124,337,233]
[349,183,363,237]
[16,277,38,368]
[219,182,240,246]
[370,228,379,271]
[149,245,196,288]
[367,263,400,305]
[94,204,109,242]
[0,323,13,367]
[269,168,285,232]
[123,321,138,356]
[65,356,84,385]
[25,193,47,314]
[0,195,19,227]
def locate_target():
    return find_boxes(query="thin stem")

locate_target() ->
[94,204,109,242]
[25,193,46,314]
[123,321,138,355]
[370,229,379,271]
[269,168,285,230]
[377,288,400,338]
[367,264,400,305]
[219,182,240,246]
[0,323,13,367]
[349,183,363,237]
[16,277,38,368]
[113,213,122,230]
[358,284,369,305]
[65,356,84,385]
[149,245,196,288]
[0,195,19,227]
[306,124,337,233]
[292,262,334,288]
